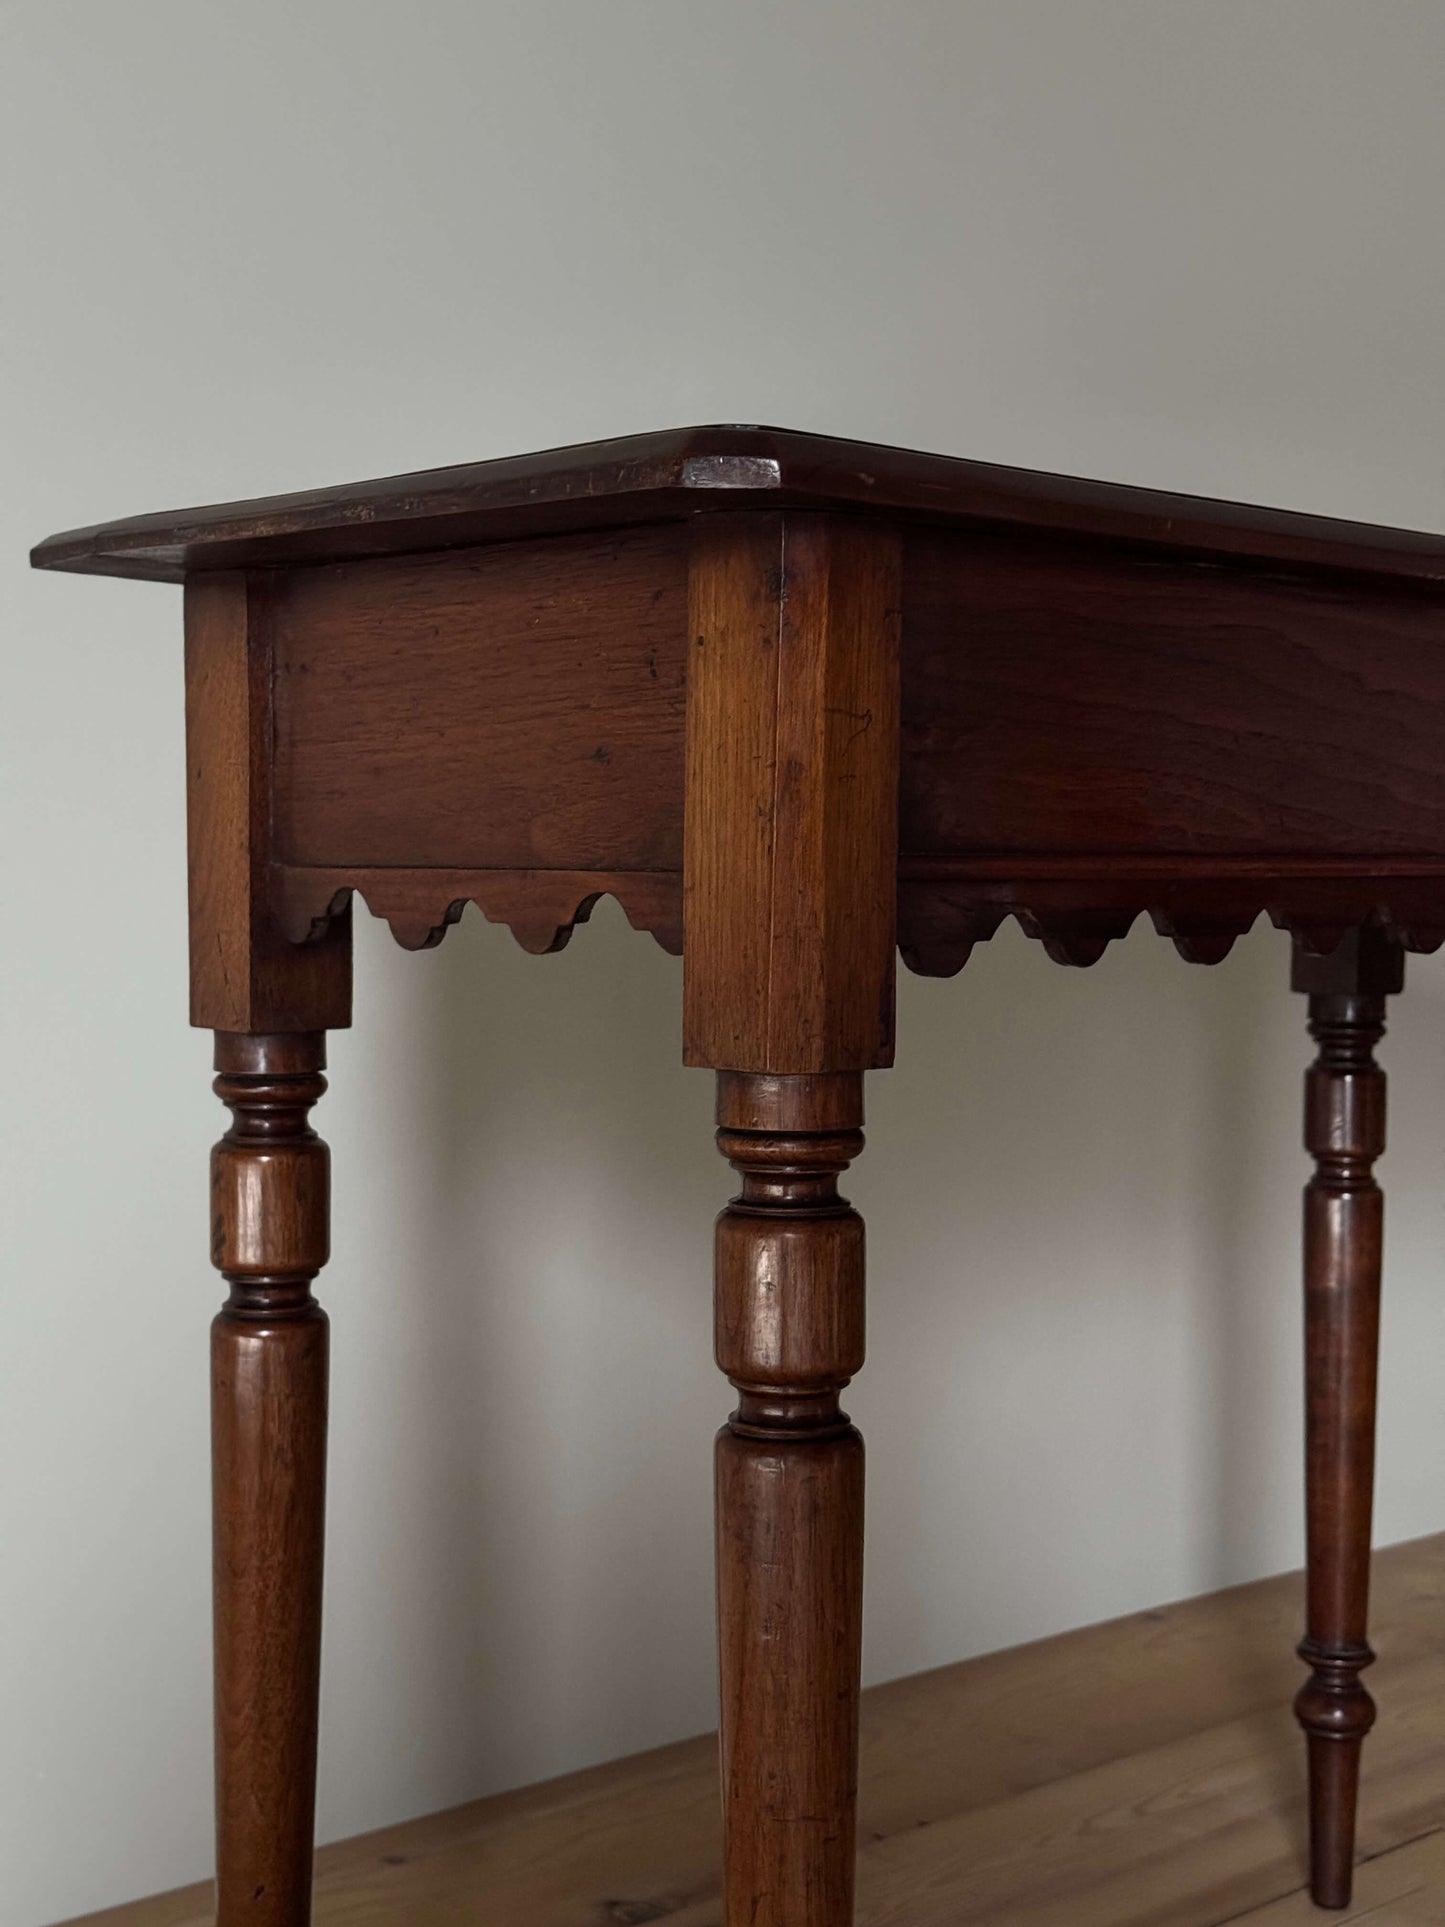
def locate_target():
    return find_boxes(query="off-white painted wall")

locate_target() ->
[5,3,1445,1920]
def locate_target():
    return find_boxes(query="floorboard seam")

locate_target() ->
[1206,1822,1445,1924]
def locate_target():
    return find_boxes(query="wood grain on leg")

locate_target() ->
[185,562,351,1925]
[185,572,350,1036]
[683,512,901,1074]
[211,1031,331,1927]
[1291,929,1403,1909]
[686,515,899,1927]
[715,1071,866,1927]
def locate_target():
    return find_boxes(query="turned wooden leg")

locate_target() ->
[713,1070,866,1927]
[1291,931,1402,1909]
[210,1031,331,1927]
[683,512,898,1926]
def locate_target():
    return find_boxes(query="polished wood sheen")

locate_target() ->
[268,526,687,873]
[211,1031,331,1927]
[33,426,1445,1924]
[684,514,900,1073]
[1291,930,1403,1908]
[900,531,1445,860]
[185,575,351,1034]
[714,1071,866,1927]
[31,424,1445,582]
[686,512,891,1923]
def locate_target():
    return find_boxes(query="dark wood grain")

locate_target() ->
[684,513,900,1073]
[269,526,686,872]
[892,524,1445,966]
[31,424,1445,584]
[210,1031,332,1927]
[185,574,351,1033]
[900,528,1445,861]
[165,487,1445,990]
[714,1071,867,1927]
[896,864,1445,973]
[1290,931,1402,1910]
[272,864,684,956]
[684,512,893,1919]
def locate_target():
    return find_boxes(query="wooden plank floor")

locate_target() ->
[64,1535,1445,1927]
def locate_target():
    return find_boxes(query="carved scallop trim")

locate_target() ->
[898,875,1445,975]
[275,862,1445,974]
[272,865,684,958]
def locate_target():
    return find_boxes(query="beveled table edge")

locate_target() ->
[31,423,1445,585]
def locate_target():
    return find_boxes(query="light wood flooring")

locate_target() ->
[63,1534,1445,1926]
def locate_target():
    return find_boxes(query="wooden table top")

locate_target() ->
[30,425,1445,585]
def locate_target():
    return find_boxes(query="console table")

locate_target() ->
[33,427,1445,1923]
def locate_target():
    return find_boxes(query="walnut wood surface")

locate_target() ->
[892,523,1445,966]
[269,526,686,872]
[1290,931,1402,1909]
[713,1072,867,1927]
[177,511,1445,982]
[684,514,900,1072]
[898,863,1445,974]
[210,1032,332,1927]
[30,424,1445,584]
[185,575,351,1033]
[57,437,1445,981]
[272,865,684,956]
[900,530,1445,860]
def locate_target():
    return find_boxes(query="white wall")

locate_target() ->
[4,4,1445,1921]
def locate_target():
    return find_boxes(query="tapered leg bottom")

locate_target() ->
[213,1306,328,1923]
[209,1032,332,1927]
[712,1071,867,1927]
[717,1426,864,1927]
